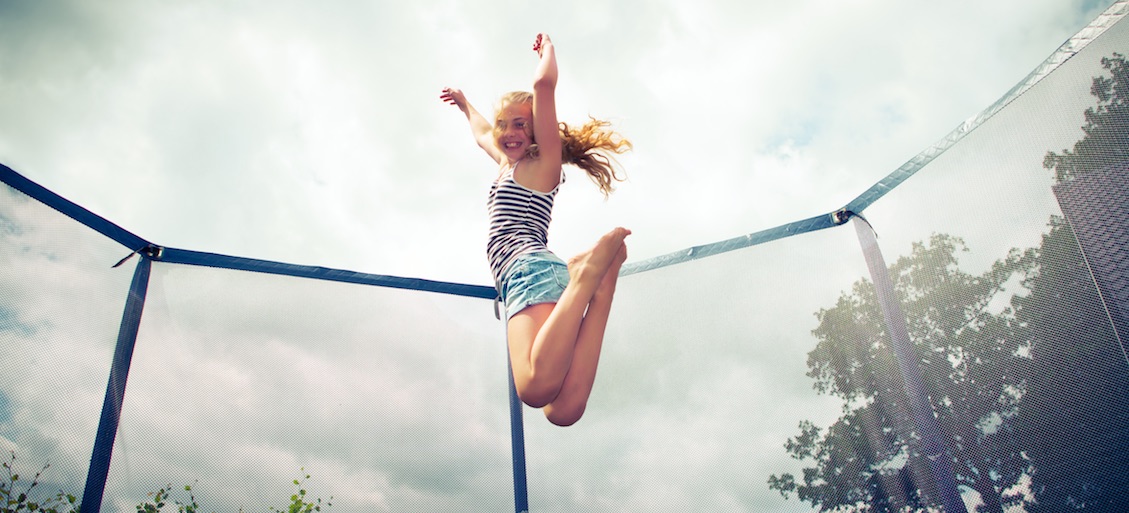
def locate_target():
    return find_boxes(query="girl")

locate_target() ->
[441,33,632,426]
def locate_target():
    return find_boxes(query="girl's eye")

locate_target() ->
[514,121,526,129]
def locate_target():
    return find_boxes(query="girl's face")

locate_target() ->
[495,101,534,163]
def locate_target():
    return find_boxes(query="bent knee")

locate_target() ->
[544,402,586,427]
[516,383,560,409]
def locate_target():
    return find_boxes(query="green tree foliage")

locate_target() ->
[1,452,79,513]
[135,484,199,513]
[1,451,333,512]
[134,471,333,513]
[768,52,1129,513]
[1017,50,1129,511]
[270,471,332,513]
[768,235,1036,513]
[1043,53,1129,182]
[1012,218,1129,512]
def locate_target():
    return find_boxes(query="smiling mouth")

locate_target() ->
[503,142,522,149]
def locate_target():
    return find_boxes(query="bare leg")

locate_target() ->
[543,242,627,426]
[507,227,630,408]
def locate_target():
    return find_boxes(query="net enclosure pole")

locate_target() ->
[503,327,530,513]
[495,290,530,513]
[82,257,152,513]
[852,218,968,513]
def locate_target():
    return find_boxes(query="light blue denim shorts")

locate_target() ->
[499,251,570,320]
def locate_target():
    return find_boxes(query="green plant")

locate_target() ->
[134,470,332,513]
[3,451,333,512]
[0,451,79,513]
[135,483,199,513]
[270,470,331,513]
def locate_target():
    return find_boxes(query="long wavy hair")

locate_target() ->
[494,91,632,197]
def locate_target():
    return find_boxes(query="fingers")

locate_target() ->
[440,87,463,106]
[532,33,550,56]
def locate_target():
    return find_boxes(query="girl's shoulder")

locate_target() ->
[494,162,516,183]
[512,158,562,194]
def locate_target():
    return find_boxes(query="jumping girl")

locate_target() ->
[441,33,632,426]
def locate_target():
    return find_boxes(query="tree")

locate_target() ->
[1011,218,1129,512]
[768,234,1035,512]
[1042,52,1129,182]
[1015,51,1129,512]
[769,51,1129,513]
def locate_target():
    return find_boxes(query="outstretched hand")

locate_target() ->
[440,87,468,110]
[533,33,551,57]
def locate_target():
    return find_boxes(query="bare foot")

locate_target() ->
[568,227,631,287]
[594,242,628,301]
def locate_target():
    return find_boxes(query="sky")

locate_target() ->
[0,0,1121,511]
[0,0,1111,284]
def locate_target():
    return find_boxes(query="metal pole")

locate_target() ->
[82,257,151,513]
[852,218,968,513]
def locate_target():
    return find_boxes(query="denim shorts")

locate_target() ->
[499,252,570,320]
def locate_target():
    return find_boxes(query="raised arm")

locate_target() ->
[441,87,504,165]
[530,34,562,174]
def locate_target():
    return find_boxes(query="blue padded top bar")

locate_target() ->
[1,162,150,253]
[1,163,496,300]
[160,247,498,300]
[845,2,1126,214]
[621,213,837,276]
[616,3,1129,275]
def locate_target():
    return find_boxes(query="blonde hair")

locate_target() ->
[495,91,632,197]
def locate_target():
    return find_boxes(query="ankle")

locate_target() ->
[568,259,606,286]
[593,280,618,302]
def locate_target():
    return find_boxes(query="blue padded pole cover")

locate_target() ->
[82,257,152,513]
[505,341,530,513]
[852,218,968,513]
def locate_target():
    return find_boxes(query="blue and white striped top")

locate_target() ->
[486,164,562,284]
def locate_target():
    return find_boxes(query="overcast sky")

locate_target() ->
[0,0,1111,283]
[0,0,1121,511]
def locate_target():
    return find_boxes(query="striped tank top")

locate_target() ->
[486,164,562,284]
